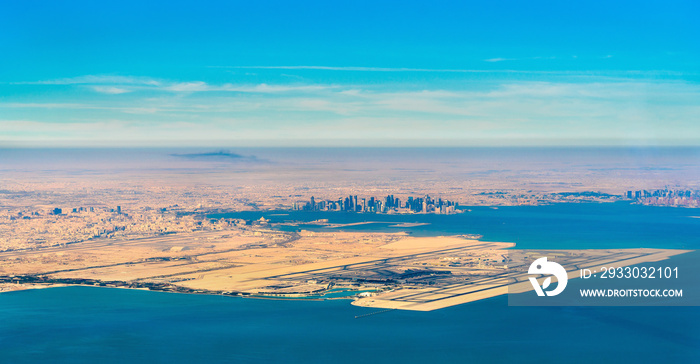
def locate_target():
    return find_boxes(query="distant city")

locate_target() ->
[293,189,700,214]
[293,195,461,214]
[3,187,699,253]
[627,189,700,208]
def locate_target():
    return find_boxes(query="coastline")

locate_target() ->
[2,204,698,311]
[3,243,692,311]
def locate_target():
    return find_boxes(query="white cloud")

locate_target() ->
[0,102,162,114]
[14,75,162,86]
[219,65,498,73]
[484,56,558,63]
[160,82,337,93]
[484,58,513,62]
[164,81,210,92]
[15,75,338,95]
[4,75,700,146]
[92,86,131,94]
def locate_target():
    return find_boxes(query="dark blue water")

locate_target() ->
[211,202,700,250]
[2,203,700,363]
[1,287,698,363]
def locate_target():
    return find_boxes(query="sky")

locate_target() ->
[1,0,699,147]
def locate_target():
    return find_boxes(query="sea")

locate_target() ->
[1,202,699,363]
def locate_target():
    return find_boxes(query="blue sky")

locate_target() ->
[1,0,698,146]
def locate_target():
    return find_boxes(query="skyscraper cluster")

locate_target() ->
[627,189,699,207]
[292,194,460,214]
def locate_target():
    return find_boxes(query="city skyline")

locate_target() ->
[1,1,699,147]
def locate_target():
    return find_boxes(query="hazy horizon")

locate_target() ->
[4,140,700,148]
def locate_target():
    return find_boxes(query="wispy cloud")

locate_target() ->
[4,73,699,146]
[14,75,162,86]
[484,56,558,63]
[211,66,689,79]
[217,65,500,73]
[92,86,131,94]
[163,82,335,93]
[484,58,515,63]
[14,75,336,95]
[1,102,161,114]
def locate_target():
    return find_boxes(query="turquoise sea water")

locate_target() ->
[2,203,699,363]
[1,287,698,363]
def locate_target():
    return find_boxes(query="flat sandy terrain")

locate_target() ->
[0,224,689,310]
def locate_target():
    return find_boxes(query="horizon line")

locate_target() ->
[3,144,700,149]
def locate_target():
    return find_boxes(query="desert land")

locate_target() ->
[0,219,689,310]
